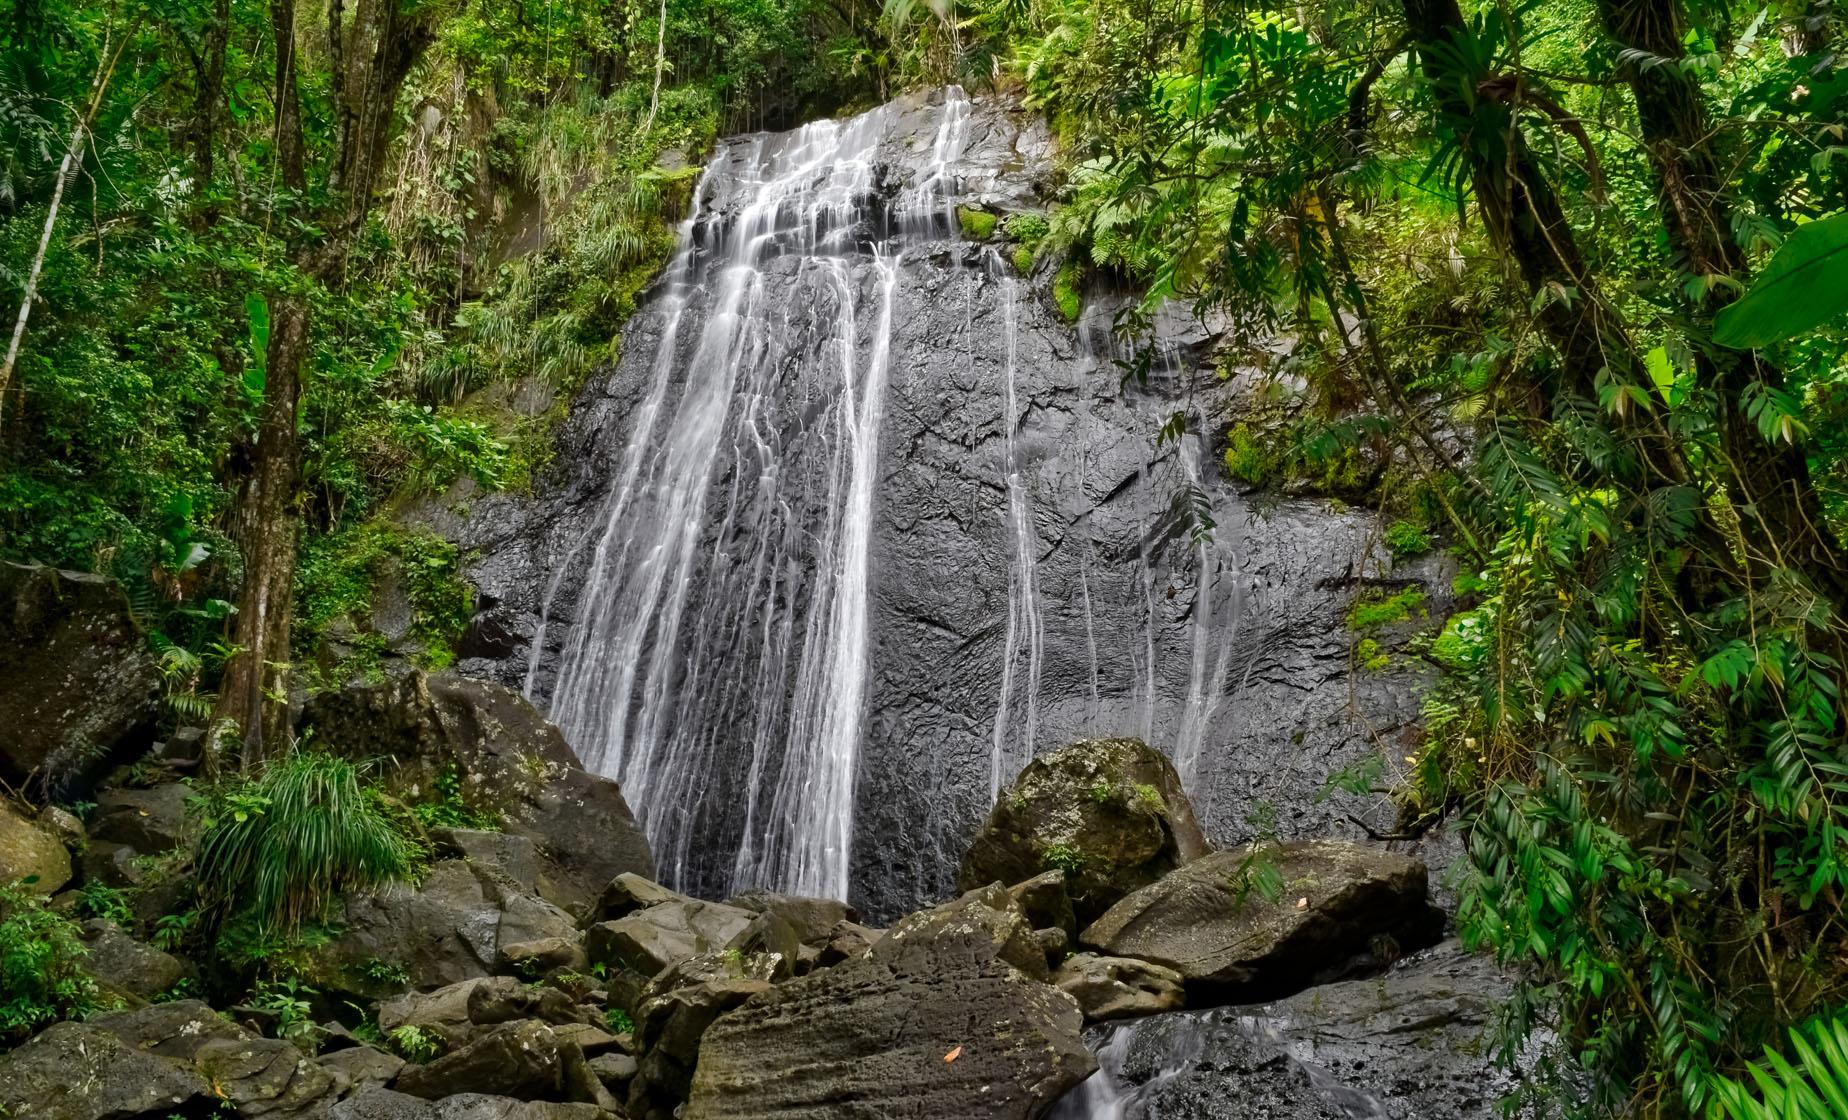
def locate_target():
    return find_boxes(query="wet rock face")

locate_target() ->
[455,88,1446,920]
[1049,942,1566,1120]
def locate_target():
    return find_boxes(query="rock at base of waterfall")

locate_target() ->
[297,672,655,910]
[584,898,757,980]
[683,952,1094,1120]
[627,976,773,1120]
[961,738,1211,924]
[724,888,860,945]
[1053,953,1186,1022]
[1052,942,1571,1120]
[1080,839,1442,1001]
[585,873,688,925]
[874,881,1052,981]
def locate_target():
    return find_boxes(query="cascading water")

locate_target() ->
[526,89,976,902]
[494,86,1408,918]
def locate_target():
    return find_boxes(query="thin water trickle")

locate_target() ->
[989,252,1046,798]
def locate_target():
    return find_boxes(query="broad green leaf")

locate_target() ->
[1714,212,1848,347]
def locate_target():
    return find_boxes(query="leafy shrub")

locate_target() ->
[389,1024,444,1063]
[1382,519,1430,557]
[194,752,420,935]
[1005,212,1050,245]
[409,763,501,830]
[0,884,105,1043]
[605,1007,634,1035]
[1043,843,1086,875]
[75,883,133,926]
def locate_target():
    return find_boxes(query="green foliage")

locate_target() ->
[1223,423,1277,487]
[1133,783,1164,811]
[958,207,998,240]
[409,764,501,831]
[1052,262,1084,322]
[251,978,325,1051]
[1042,843,1086,876]
[1715,214,1848,349]
[75,883,133,927]
[352,957,411,991]
[1011,245,1036,275]
[605,1007,634,1035]
[1346,587,1426,632]
[295,524,474,681]
[0,884,105,1043]
[1711,1012,1848,1119]
[388,1024,444,1063]
[1382,520,1430,558]
[193,752,419,936]
[1087,779,1113,805]
[1355,637,1388,672]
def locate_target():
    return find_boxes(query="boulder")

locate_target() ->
[467,975,586,1028]
[586,1052,637,1091]
[723,889,858,945]
[312,860,503,996]
[0,798,72,893]
[583,873,686,926]
[189,1035,338,1115]
[683,953,1093,1119]
[0,1021,211,1119]
[816,919,882,967]
[79,919,188,1000]
[0,563,160,793]
[1052,953,1186,1022]
[297,673,654,910]
[1079,839,1442,1000]
[499,936,587,977]
[91,781,192,854]
[627,977,772,1120]
[1051,942,1569,1119]
[961,737,1209,923]
[334,1091,611,1120]
[1009,870,1077,939]
[394,1020,604,1105]
[380,977,499,1049]
[394,1019,566,1101]
[435,828,560,902]
[87,1001,334,1116]
[873,882,1049,981]
[584,898,755,981]
[320,1044,408,1097]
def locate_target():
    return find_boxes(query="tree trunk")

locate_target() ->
[220,296,309,760]
[644,0,668,132]
[1598,0,1848,600]
[0,28,132,415]
[191,0,231,188]
[214,0,437,761]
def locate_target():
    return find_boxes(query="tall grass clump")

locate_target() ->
[194,753,419,935]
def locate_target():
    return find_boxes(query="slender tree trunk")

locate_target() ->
[0,29,131,414]
[192,0,231,188]
[1599,0,1848,600]
[644,0,667,132]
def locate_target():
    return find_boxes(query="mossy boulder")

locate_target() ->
[0,800,72,894]
[1079,839,1443,1001]
[958,737,1209,923]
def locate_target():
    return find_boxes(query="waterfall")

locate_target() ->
[513,86,1276,913]
[529,89,973,902]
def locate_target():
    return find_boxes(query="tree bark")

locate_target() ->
[191,0,231,188]
[0,27,132,415]
[1598,0,1848,600]
[214,0,437,761]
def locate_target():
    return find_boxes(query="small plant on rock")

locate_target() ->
[194,751,420,936]
[605,1007,634,1035]
[0,882,106,1043]
[75,882,133,926]
[1043,844,1086,876]
[389,1023,443,1063]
